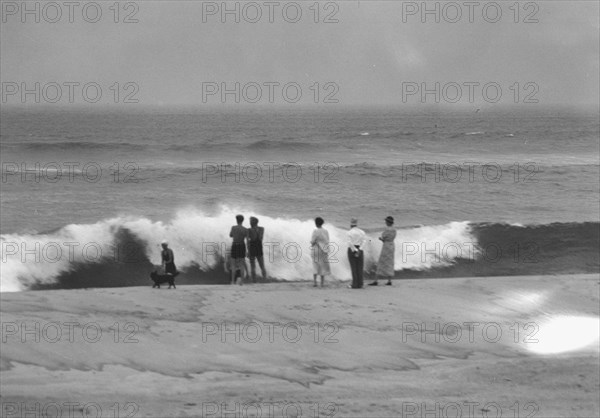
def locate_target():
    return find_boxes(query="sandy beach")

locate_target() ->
[2,1,598,416]
[1,274,598,417]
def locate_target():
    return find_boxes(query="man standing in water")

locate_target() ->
[229,214,249,285]
[248,216,267,282]
[347,218,367,289]
[161,240,177,276]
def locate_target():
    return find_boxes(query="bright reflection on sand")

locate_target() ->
[511,291,546,308]
[487,291,547,315]
[528,315,600,355]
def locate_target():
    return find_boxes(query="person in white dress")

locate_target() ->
[369,216,396,286]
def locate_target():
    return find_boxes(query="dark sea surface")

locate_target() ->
[1,106,598,291]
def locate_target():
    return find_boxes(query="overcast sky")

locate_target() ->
[1,1,598,107]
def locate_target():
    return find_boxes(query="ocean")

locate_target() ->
[1,105,598,291]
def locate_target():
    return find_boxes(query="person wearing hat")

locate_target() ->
[161,240,177,276]
[347,218,367,289]
[369,216,397,286]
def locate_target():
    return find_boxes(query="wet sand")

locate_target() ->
[1,274,599,417]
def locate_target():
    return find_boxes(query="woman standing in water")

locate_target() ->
[369,216,396,286]
[310,217,331,287]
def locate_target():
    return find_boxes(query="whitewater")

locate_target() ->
[1,207,479,292]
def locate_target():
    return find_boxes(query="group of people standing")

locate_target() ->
[159,215,397,287]
[159,215,267,286]
[311,216,396,288]
[228,215,268,285]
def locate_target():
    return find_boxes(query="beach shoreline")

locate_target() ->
[1,274,599,417]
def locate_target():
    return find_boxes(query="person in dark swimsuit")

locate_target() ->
[229,214,248,285]
[248,216,267,282]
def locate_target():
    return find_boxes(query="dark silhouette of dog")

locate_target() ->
[150,271,178,289]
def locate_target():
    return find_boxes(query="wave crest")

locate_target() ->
[0,207,478,291]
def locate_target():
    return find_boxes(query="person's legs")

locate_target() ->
[231,242,240,284]
[313,274,318,287]
[320,275,325,287]
[348,249,358,288]
[240,260,248,285]
[257,256,267,280]
[165,262,177,276]
[249,256,257,282]
[357,250,364,288]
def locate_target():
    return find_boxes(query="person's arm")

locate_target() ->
[348,230,357,252]
[323,230,330,253]
[380,230,389,242]
[166,249,174,264]
[229,227,234,238]
[258,227,264,242]
[245,228,250,256]
[310,230,317,246]
[161,250,166,266]
[359,230,368,248]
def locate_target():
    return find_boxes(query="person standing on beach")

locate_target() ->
[229,214,249,285]
[224,244,244,285]
[310,217,330,287]
[369,216,396,286]
[248,216,267,282]
[161,240,177,276]
[347,218,367,289]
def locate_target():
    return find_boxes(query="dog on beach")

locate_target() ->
[150,270,178,289]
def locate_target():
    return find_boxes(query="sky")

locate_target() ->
[1,0,599,107]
